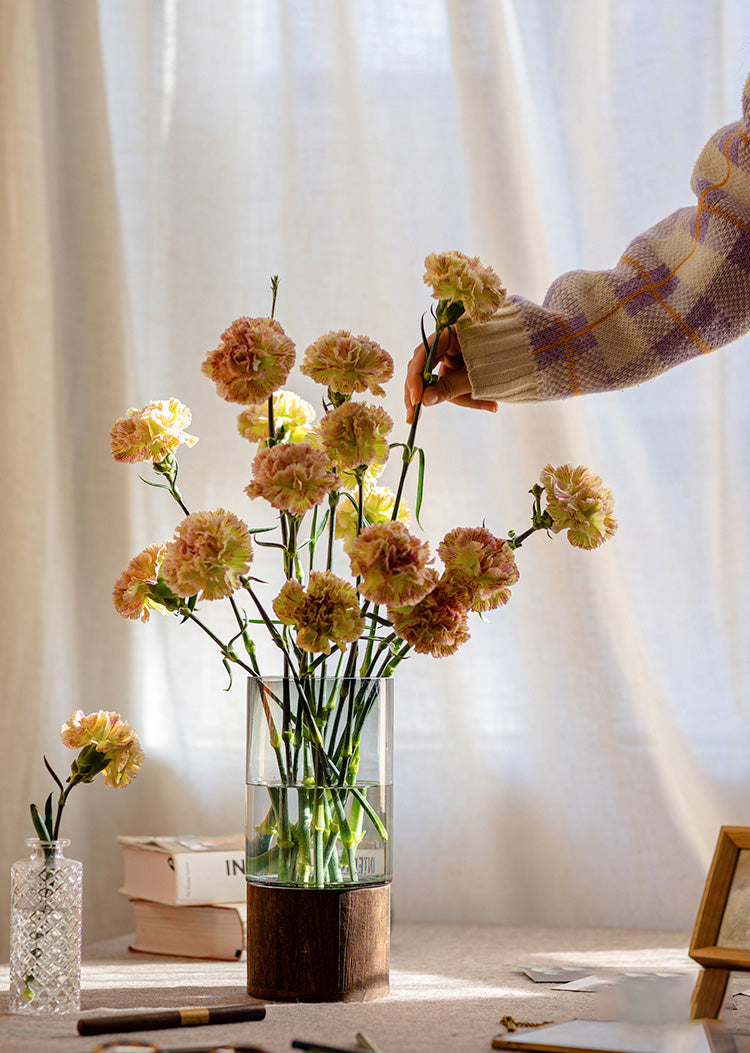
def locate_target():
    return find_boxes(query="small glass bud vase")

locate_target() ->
[9,839,82,1014]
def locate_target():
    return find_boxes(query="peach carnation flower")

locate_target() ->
[202,316,295,404]
[438,526,519,612]
[301,330,394,397]
[160,509,253,600]
[110,398,198,464]
[336,485,410,551]
[540,464,618,550]
[112,543,171,622]
[318,401,393,472]
[348,521,434,607]
[423,250,506,323]
[246,442,338,516]
[388,581,470,658]
[237,390,316,447]
[273,571,364,654]
[61,710,144,788]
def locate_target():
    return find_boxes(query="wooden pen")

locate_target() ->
[77,1003,266,1036]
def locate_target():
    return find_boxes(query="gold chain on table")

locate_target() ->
[500,1015,555,1033]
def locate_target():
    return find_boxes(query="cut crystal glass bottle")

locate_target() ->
[9,839,82,1014]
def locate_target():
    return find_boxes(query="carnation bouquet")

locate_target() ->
[111,253,616,889]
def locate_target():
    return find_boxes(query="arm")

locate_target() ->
[413,75,750,410]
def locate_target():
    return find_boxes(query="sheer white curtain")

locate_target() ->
[3,0,750,956]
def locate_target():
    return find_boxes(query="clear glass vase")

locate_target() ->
[9,839,82,1014]
[246,676,393,888]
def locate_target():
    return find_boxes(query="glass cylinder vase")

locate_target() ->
[245,676,392,1001]
[9,839,82,1014]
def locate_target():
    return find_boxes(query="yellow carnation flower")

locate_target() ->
[110,399,198,464]
[336,485,410,551]
[237,390,316,447]
[61,710,144,789]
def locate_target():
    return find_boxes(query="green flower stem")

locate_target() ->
[308,506,319,574]
[242,578,297,670]
[276,787,293,883]
[297,772,313,884]
[391,324,443,522]
[326,492,340,570]
[181,610,259,680]
[228,596,261,674]
[151,456,190,516]
[267,395,276,446]
[507,525,538,549]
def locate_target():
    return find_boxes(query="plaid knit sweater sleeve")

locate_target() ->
[457,77,750,402]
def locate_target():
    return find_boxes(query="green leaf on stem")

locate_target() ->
[415,447,426,528]
[30,803,51,842]
[43,755,64,794]
[43,793,54,838]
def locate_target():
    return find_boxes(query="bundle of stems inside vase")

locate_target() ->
[246,675,391,888]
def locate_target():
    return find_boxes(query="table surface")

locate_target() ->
[0,923,744,1053]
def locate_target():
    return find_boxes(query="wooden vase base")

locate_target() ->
[246,881,390,1002]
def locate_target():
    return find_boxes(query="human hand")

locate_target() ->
[404,327,498,423]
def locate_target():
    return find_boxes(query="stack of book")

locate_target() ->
[117,834,247,961]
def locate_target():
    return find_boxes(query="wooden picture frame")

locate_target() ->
[691,826,750,969]
[689,826,750,1019]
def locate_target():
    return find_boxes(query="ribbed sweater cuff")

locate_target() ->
[456,300,540,403]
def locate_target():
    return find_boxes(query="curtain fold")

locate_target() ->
[3,0,750,958]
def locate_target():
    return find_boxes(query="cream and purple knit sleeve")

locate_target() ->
[457,76,750,402]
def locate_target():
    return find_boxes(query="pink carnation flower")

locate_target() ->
[110,399,198,464]
[160,509,253,600]
[202,316,295,404]
[348,521,434,607]
[61,710,144,788]
[540,464,618,550]
[273,571,364,654]
[423,250,506,323]
[388,581,470,658]
[112,543,170,622]
[245,442,339,516]
[318,401,393,472]
[301,330,394,397]
[438,526,519,612]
